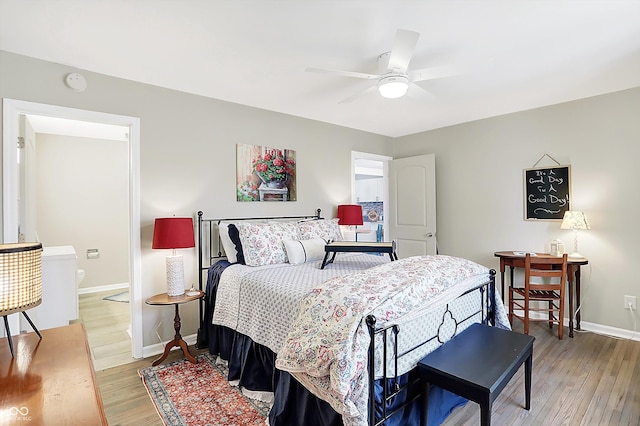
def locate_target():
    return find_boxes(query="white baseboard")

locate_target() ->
[78,283,129,295]
[141,333,198,359]
[508,309,639,342]
[579,320,640,342]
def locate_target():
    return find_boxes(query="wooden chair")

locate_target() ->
[509,253,567,339]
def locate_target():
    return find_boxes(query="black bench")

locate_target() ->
[417,323,535,426]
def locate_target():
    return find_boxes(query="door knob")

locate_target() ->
[426,233,433,237]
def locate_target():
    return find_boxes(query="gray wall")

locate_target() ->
[393,87,640,334]
[0,50,391,346]
[2,49,638,342]
[36,134,129,289]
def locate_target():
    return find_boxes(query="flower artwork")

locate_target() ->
[236,144,297,202]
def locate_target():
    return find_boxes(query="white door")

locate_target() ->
[388,154,436,257]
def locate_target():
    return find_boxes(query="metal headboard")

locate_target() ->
[195,208,322,346]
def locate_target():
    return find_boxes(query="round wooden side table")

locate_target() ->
[145,290,204,366]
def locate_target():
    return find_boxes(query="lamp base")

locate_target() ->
[567,251,585,259]
[166,255,185,296]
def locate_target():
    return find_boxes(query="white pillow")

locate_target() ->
[218,222,238,263]
[284,238,327,265]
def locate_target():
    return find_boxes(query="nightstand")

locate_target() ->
[145,290,204,366]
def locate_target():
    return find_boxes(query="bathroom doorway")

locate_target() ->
[3,99,142,364]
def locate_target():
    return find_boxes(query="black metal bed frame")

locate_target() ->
[196,209,322,345]
[195,209,496,426]
[365,272,496,425]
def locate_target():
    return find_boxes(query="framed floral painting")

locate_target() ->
[236,144,297,202]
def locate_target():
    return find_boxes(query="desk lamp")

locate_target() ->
[0,242,43,357]
[337,204,364,241]
[560,211,590,258]
[152,217,195,296]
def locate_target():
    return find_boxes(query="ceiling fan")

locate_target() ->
[306,29,463,103]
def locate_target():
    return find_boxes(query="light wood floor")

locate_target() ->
[95,322,640,426]
[77,289,135,371]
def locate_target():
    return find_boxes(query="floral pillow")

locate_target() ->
[237,221,299,266]
[297,218,343,242]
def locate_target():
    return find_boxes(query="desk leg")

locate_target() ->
[152,304,198,366]
[575,266,582,331]
[567,266,575,338]
[499,260,506,305]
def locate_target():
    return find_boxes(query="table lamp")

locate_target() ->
[560,211,590,258]
[0,242,43,357]
[337,204,364,241]
[152,217,195,296]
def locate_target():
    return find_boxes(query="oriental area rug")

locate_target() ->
[139,353,270,425]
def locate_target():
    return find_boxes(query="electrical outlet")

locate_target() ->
[624,295,636,310]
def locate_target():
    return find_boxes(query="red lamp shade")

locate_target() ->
[152,218,195,249]
[337,204,364,226]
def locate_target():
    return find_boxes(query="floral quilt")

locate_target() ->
[275,255,502,426]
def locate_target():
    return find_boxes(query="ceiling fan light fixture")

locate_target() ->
[378,75,409,99]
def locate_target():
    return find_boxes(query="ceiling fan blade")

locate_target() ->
[387,29,420,72]
[409,64,465,83]
[305,67,379,80]
[338,84,378,104]
[407,82,435,100]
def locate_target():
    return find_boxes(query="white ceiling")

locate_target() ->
[2,1,640,138]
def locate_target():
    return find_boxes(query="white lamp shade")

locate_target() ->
[560,211,590,230]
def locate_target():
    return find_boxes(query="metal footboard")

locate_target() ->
[366,269,497,426]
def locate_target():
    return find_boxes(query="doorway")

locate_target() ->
[2,98,143,361]
[351,151,391,243]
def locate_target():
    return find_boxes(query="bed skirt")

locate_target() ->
[207,322,466,426]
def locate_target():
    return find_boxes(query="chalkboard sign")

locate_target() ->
[524,165,571,220]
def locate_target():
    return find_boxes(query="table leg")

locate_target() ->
[321,252,333,269]
[575,266,582,330]
[152,304,198,366]
[499,265,505,305]
[567,266,575,338]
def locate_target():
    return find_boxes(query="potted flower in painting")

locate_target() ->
[252,149,295,189]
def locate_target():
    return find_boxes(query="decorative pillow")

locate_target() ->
[297,218,343,242]
[237,222,299,266]
[283,238,327,265]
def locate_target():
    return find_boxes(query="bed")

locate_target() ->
[195,210,509,426]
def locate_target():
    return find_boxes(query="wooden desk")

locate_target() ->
[0,323,107,425]
[321,241,397,269]
[146,290,204,366]
[494,251,588,338]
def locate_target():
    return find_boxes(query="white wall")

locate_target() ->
[35,133,129,289]
[393,87,640,334]
[0,50,392,347]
